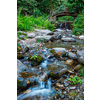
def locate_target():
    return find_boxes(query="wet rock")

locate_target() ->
[76,50,84,64]
[65,59,74,66]
[56,83,64,88]
[58,68,68,75]
[74,64,83,71]
[17,59,28,76]
[67,69,74,74]
[54,29,64,33]
[40,71,50,81]
[22,46,29,54]
[68,52,77,59]
[70,86,76,90]
[61,37,76,42]
[57,34,62,39]
[27,32,36,38]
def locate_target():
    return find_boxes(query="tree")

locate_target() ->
[17,0,37,15]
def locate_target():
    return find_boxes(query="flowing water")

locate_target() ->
[17,27,84,100]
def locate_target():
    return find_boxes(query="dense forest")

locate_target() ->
[17,0,84,35]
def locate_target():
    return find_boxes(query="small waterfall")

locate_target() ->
[47,79,51,90]
[60,23,62,28]
[65,22,67,29]
[17,79,52,100]
[39,81,45,89]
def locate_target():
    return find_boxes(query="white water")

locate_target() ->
[17,79,52,100]
[60,23,62,28]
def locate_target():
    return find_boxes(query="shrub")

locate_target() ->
[17,14,55,31]
[72,13,84,35]
[68,76,82,85]
[79,67,84,77]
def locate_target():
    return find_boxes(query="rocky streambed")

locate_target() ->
[17,28,84,100]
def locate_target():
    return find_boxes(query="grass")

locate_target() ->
[17,14,55,32]
[58,16,74,22]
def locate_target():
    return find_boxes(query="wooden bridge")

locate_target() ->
[48,5,77,21]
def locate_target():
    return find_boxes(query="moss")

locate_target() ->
[49,72,58,79]
[17,46,21,52]
[70,92,77,98]
[50,49,55,55]
[28,54,32,61]
[17,54,24,59]
[37,55,43,63]
[17,79,23,88]
[56,93,61,99]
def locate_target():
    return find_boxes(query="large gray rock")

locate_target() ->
[68,52,77,59]
[35,35,54,42]
[35,29,54,35]
[54,29,64,33]
[61,37,76,42]
[76,50,84,64]
[17,59,28,78]
[27,32,36,38]
[52,48,68,53]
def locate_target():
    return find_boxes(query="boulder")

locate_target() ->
[61,37,76,42]
[54,29,64,33]
[27,32,36,38]
[68,52,77,59]
[17,59,28,78]
[35,29,54,35]
[35,35,54,42]
[74,64,83,71]
[50,48,68,58]
[65,59,74,66]
[76,50,84,64]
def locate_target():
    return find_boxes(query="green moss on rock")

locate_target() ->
[50,49,55,55]
[49,72,58,79]
[17,54,24,59]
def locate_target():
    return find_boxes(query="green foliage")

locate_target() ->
[79,67,84,77]
[37,0,60,14]
[17,14,55,31]
[58,16,74,22]
[63,0,84,14]
[72,13,84,35]
[68,76,82,85]
[30,55,38,60]
[29,55,43,63]
[37,55,43,63]
[17,0,37,15]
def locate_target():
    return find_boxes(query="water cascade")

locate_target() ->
[17,79,53,100]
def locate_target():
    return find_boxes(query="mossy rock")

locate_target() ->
[49,72,58,79]
[17,46,21,52]
[56,93,61,99]
[28,54,32,61]
[50,49,55,55]
[17,54,24,59]
[37,55,43,63]
[17,79,23,88]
